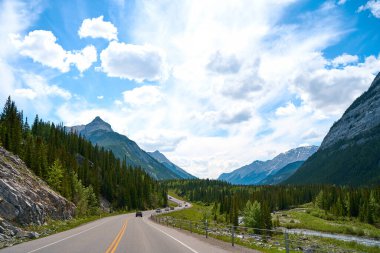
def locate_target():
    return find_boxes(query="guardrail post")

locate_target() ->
[166,217,169,226]
[205,219,208,238]
[231,225,235,247]
[284,230,289,253]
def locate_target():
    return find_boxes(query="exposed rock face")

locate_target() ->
[285,73,380,186]
[0,147,75,227]
[320,72,380,150]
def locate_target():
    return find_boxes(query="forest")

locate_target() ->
[165,179,380,228]
[0,97,167,216]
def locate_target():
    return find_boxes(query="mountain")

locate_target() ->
[257,161,304,185]
[285,72,380,186]
[218,146,318,185]
[148,150,196,179]
[66,117,181,180]
[0,147,75,244]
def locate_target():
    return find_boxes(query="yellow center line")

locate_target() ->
[105,219,128,253]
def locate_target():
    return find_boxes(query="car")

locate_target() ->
[178,204,182,207]
[168,196,172,199]
[185,204,188,207]
[170,207,174,210]
[155,208,161,213]
[165,207,170,211]
[136,211,143,217]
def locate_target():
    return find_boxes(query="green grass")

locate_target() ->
[26,210,129,238]
[168,200,178,208]
[160,202,212,221]
[167,190,185,201]
[277,206,380,238]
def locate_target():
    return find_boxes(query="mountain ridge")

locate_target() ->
[218,146,318,185]
[285,72,380,185]
[66,117,187,180]
[148,150,196,179]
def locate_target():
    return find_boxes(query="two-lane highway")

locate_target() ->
[0,197,234,253]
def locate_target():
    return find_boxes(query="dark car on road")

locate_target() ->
[170,207,174,210]
[155,208,161,213]
[136,211,143,217]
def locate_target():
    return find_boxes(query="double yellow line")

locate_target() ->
[105,219,128,253]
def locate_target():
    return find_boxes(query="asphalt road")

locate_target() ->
[0,196,232,253]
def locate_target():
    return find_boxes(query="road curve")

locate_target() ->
[0,197,233,253]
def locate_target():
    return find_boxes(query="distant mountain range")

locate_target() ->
[257,161,304,185]
[218,146,318,185]
[148,151,196,179]
[66,117,195,180]
[285,72,380,186]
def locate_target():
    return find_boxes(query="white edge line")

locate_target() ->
[145,220,199,253]
[26,219,111,253]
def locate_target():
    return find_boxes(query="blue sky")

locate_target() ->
[0,0,379,178]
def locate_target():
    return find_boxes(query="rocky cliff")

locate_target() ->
[320,72,380,150]
[0,147,75,246]
[285,72,380,185]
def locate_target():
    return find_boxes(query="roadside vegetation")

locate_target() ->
[160,179,380,252]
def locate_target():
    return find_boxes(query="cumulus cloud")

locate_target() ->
[12,30,97,73]
[97,95,104,100]
[100,41,166,82]
[207,51,241,74]
[358,0,380,18]
[134,131,187,152]
[78,16,118,41]
[293,54,380,116]
[15,73,72,100]
[122,86,162,106]
[331,53,358,67]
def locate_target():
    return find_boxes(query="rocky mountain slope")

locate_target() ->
[218,146,318,185]
[67,117,182,180]
[257,161,304,185]
[285,72,380,185]
[148,151,196,179]
[0,147,75,246]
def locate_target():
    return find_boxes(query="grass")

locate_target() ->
[168,200,178,208]
[276,205,380,239]
[25,210,129,239]
[161,202,212,221]
[167,190,185,201]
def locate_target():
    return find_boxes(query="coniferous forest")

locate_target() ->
[0,97,167,215]
[165,179,380,227]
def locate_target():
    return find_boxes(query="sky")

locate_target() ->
[0,0,380,178]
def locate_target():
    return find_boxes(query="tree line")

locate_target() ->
[164,179,380,229]
[0,97,167,216]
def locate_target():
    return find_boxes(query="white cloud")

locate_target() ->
[275,102,297,116]
[78,16,118,41]
[100,41,167,82]
[358,1,380,18]
[292,54,380,116]
[337,0,347,5]
[12,30,97,73]
[97,95,104,100]
[122,86,162,106]
[16,73,72,100]
[331,53,358,67]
